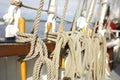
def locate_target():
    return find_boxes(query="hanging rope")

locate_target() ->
[48,0,69,79]
[15,0,55,80]
[83,0,88,11]
[9,0,48,12]
[71,0,81,32]
[46,0,110,79]
[92,0,102,38]
[3,0,111,80]
[86,0,97,28]
[58,0,69,32]
[46,30,110,80]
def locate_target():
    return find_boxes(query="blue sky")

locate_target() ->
[0,0,116,22]
[0,0,80,21]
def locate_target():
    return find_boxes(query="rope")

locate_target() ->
[58,0,68,32]
[98,0,108,35]
[71,0,81,32]
[83,0,88,11]
[32,38,55,80]
[46,31,110,80]
[47,0,57,14]
[15,0,55,80]
[5,0,110,80]
[16,0,44,60]
[9,0,22,7]
[92,0,102,38]
[9,0,49,12]
[86,0,97,28]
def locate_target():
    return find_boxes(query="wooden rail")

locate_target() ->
[0,42,55,57]
[0,41,113,71]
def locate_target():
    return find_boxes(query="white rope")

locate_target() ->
[46,31,110,80]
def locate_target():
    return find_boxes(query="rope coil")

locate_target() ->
[46,31,110,80]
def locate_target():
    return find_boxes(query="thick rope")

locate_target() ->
[16,0,44,60]
[6,0,110,80]
[45,1,69,79]
[9,0,22,7]
[58,0,68,32]
[83,0,88,11]
[15,0,55,80]
[32,38,55,80]
[86,0,97,28]
[47,31,110,80]
[9,0,49,12]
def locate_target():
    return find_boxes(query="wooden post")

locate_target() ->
[61,54,65,69]
[46,22,52,32]
[18,17,26,80]
[20,61,27,80]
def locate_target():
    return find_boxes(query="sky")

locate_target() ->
[0,0,119,22]
[0,0,79,21]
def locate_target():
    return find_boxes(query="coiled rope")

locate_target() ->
[47,31,110,80]
[46,0,110,79]
[49,0,69,80]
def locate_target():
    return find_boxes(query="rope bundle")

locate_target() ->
[7,0,110,80]
[46,31,110,80]
[45,0,110,79]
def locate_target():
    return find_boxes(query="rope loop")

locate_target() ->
[33,56,55,80]
[15,0,56,79]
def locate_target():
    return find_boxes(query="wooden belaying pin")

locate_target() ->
[18,17,27,80]
[18,17,26,33]
[46,22,52,32]
[61,54,65,69]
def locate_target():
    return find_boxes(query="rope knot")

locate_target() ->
[9,0,22,7]
[59,32,70,48]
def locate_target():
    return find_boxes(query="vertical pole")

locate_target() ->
[116,32,119,37]
[18,17,26,80]
[98,0,108,35]
[60,54,65,79]
[61,55,65,69]
[20,61,26,80]
[46,22,52,32]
